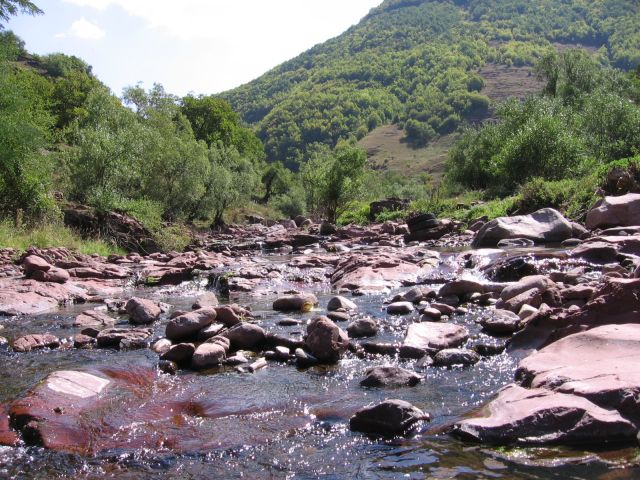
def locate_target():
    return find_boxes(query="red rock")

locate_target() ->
[96,328,151,349]
[273,294,318,312]
[586,194,640,229]
[511,278,640,351]
[125,297,161,325]
[31,266,70,284]
[517,324,640,423]
[400,322,468,358]
[22,255,51,275]
[331,249,439,293]
[12,334,60,353]
[0,405,19,447]
[165,307,216,341]
[72,309,115,329]
[6,367,313,454]
[438,279,484,297]
[305,316,349,363]
[454,384,636,446]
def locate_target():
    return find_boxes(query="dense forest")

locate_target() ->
[0,0,639,253]
[222,0,640,167]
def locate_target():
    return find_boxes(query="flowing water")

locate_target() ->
[0,251,639,479]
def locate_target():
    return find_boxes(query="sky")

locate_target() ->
[7,0,383,97]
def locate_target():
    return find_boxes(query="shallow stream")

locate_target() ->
[0,251,638,479]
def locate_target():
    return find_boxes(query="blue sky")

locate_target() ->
[8,0,382,97]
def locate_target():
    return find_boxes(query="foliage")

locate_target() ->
[222,0,639,164]
[301,143,367,223]
[446,50,639,195]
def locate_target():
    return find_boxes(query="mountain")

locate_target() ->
[221,0,640,169]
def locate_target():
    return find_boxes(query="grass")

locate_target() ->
[0,221,126,257]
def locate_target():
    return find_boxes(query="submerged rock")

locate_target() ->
[350,399,430,436]
[12,334,60,353]
[73,309,115,329]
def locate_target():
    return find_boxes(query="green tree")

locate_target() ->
[301,143,367,223]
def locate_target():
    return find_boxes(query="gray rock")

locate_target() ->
[160,343,196,365]
[347,318,379,338]
[192,292,218,309]
[473,208,573,247]
[387,302,415,315]
[360,366,421,388]
[400,323,469,359]
[433,348,480,367]
[350,399,430,436]
[327,295,357,311]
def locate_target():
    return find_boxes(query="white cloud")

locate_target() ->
[56,17,106,39]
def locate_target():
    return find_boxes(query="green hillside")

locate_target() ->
[221,0,640,168]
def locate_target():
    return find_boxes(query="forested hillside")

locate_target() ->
[222,0,640,167]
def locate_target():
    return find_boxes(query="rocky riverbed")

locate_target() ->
[2,196,640,478]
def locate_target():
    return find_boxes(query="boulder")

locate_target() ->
[327,295,357,311]
[273,294,318,312]
[305,316,349,363]
[125,297,161,325]
[360,366,421,388]
[433,348,480,367]
[349,399,429,436]
[223,323,266,351]
[12,334,60,353]
[400,322,469,358]
[472,208,573,247]
[453,384,636,446]
[214,306,242,327]
[586,194,640,230]
[319,222,337,235]
[347,318,379,338]
[165,307,216,341]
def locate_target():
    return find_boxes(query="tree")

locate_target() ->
[0,0,41,25]
[301,143,366,223]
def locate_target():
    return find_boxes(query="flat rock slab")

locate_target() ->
[453,384,636,446]
[400,322,469,358]
[516,324,640,422]
[331,250,439,293]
